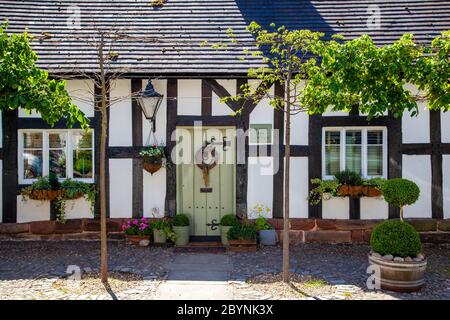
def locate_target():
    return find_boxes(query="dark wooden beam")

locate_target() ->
[131,79,143,218]
[176,116,237,127]
[201,80,212,117]
[203,79,239,112]
[2,109,18,223]
[349,197,361,220]
[320,115,391,127]
[18,117,95,129]
[235,78,248,219]
[165,79,177,217]
[272,82,284,219]
[402,143,433,155]
[430,110,443,219]
[308,114,322,218]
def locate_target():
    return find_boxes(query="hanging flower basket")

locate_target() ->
[143,157,163,175]
[27,189,64,201]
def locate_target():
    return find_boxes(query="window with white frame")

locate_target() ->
[322,127,387,179]
[19,130,94,183]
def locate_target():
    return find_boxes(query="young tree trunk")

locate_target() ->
[399,206,404,222]
[282,72,292,283]
[98,35,108,283]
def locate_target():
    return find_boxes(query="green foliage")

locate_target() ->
[303,32,450,117]
[308,178,341,205]
[173,214,190,226]
[220,214,239,226]
[254,215,272,231]
[362,177,386,190]
[370,220,422,257]
[382,178,420,208]
[227,223,257,241]
[151,219,176,242]
[122,218,152,237]
[334,170,363,185]
[22,176,52,192]
[0,22,88,128]
[139,144,166,160]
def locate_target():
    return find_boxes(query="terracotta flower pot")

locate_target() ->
[143,157,162,175]
[364,186,382,197]
[338,185,365,197]
[125,234,150,245]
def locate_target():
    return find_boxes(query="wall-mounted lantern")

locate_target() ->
[136,80,164,132]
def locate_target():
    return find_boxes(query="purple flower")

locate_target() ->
[133,219,139,225]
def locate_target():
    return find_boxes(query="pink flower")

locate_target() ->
[133,219,139,225]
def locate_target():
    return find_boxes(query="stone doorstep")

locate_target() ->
[305,230,352,243]
[406,218,438,232]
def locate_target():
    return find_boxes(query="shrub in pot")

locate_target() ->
[151,219,175,244]
[172,214,190,246]
[227,223,257,252]
[381,178,420,221]
[122,218,151,245]
[255,215,276,246]
[369,220,426,292]
[219,214,239,245]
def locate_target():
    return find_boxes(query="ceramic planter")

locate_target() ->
[153,229,167,243]
[220,226,233,246]
[368,253,427,292]
[173,225,190,246]
[125,234,150,245]
[259,229,276,246]
[228,239,257,252]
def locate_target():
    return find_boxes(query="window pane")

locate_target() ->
[345,146,362,174]
[325,131,340,145]
[49,150,66,178]
[24,133,42,148]
[73,131,92,148]
[325,146,340,176]
[368,146,383,176]
[73,150,93,178]
[49,133,67,148]
[368,131,383,145]
[346,130,361,144]
[249,125,272,144]
[23,150,43,179]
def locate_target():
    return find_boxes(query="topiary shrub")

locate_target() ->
[172,214,190,226]
[370,220,422,257]
[220,214,239,226]
[227,224,257,241]
[382,178,420,221]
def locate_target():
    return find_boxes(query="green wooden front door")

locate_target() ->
[176,127,236,236]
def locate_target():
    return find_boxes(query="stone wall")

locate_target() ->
[0,218,449,244]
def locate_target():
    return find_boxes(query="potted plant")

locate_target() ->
[219,214,238,246]
[172,214,190,246]
[151,219,175,244]
[255,215,276,246]
[368,178,424,292]
[369,220,426,292]
[227,223,258,252]
[362,178,385,197]
[335,170,365,197]
[20,175,64,201]
[122,218,152,245]
[308,178,341,205]
[140,144,167,175]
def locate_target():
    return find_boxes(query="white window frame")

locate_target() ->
[18,129,95,184]
[322,126,387,180]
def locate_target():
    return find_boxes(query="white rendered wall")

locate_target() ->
[178,80,201,116]
[109,159,133,218]
[142,79,167,145]
[289,113,309,145]
[442,155,450,219]
[143,168,166,218]
[249,83,274,127]
[402,105,430,143]
[65,79,95,117]
[109,79,132,146]
[402,155,432,218]
[212,79,236,116]
[64,197,93,220]
[360,197,389,220]
[322,197,349,219]
[441,110,450,143]
[288,157,309,218]
[247,156,274,218]
[17,197,50,223]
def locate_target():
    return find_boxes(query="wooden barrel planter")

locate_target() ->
[143,157,162,175]
[228,239,257,253]
[368,254,427,292]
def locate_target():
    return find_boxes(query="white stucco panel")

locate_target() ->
[289,113,309,145]
[109,79,132,146]
[109,159,133,218]
[212,79,236,116]
[402,105,430,143]
[247,157,274,218]
[143,168,166,218]
[288,157,309,218]
[322,197,349,219]
[17,197,50,223]
[178,80,201,116]
[402,155,432,218]
[360,197,389,220]
[441,110,450,143]
[64,197,94,220]
[142,79,167,145]
[66,79,95,117]
[442,155,450,219]
[249,82,274,127]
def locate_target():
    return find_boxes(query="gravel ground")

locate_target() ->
[0,241,448,300]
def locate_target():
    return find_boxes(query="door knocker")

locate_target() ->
[195,143,219,187]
